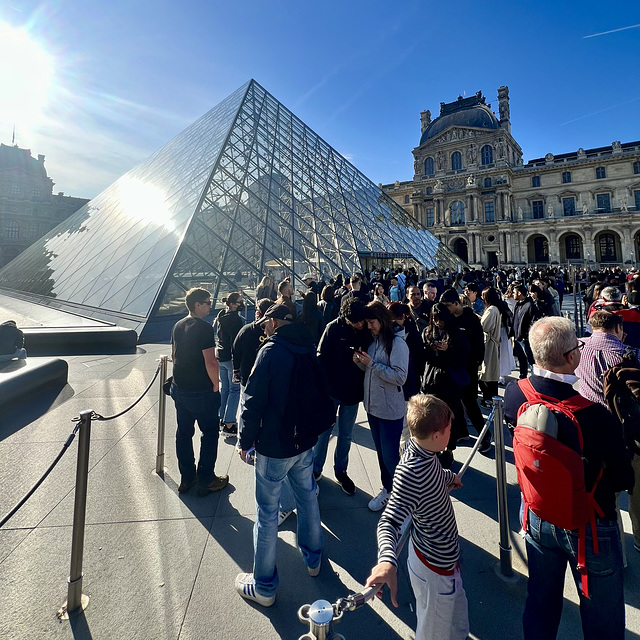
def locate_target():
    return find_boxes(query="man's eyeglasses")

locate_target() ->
[198,299,212,306]
[563,340,585,357]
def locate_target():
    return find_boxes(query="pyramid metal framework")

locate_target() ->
[0,80,462,340]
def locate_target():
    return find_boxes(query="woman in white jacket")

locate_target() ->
[479,287,502,407]
[353,301,409,512]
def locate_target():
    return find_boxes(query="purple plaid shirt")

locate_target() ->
[576,331,629,406]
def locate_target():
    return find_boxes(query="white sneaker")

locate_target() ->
[235,572,275,607]
[368,488,390,512]
[308,556,321,577]
[278,509,294,526]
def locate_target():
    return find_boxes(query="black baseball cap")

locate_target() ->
[257,303,295,324]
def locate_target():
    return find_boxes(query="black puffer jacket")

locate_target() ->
[214,309,244,362]
[241,322,319,458]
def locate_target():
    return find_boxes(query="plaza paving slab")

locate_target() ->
[1,332,640,639]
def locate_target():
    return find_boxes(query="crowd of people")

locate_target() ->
[168,263,640,640]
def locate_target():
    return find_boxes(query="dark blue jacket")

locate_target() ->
[241,322,318,458]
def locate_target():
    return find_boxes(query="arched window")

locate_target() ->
[599,233,617,262]
[481,145,494,166]
[484,177,492,188]
[424,157,434,175]
[565,235,581,260]
[451,201,465,225]
[451,151,462,171]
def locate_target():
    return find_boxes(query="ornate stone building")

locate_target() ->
[0,143,89,267]
[383,87,640,269]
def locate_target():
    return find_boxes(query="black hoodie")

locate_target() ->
[214,309,244,362]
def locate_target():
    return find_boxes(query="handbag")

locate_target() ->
[163,376,173,396]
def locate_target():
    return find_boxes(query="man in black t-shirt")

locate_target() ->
[171,288,229,496]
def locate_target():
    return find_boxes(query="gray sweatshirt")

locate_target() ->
[362,333,409,420]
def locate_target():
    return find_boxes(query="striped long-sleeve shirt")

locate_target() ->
[576,332,638,406]
[377,438,460,570]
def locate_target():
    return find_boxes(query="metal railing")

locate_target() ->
[0,356,168,619]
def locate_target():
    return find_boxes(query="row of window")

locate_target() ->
[2,220,49,239]
[531,162,640,188]
[424,145,495,175]
[532,233,623,263]
[5,184,43,198]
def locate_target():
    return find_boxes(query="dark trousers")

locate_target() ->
[460,369,485,437]
[367,414,404,492]
[514,339,534,378]
[479,380,499,402]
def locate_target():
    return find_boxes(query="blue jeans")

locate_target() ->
[523,507,624,640]
[170,382,221,486]
[218,359,240,423]
[313,397,359,475]
[367,413,404,492]
[253,448,323,597]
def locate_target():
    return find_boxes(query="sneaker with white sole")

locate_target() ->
[368,488,390,512]
[308,557,321,577]
[235,572,275,607]
[278,509,294,526]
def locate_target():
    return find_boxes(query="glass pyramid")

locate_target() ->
[0,80,462,341]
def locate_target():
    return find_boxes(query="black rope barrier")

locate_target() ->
[0,423,80,528]
[91,361,162,421]
[0,361,163,529]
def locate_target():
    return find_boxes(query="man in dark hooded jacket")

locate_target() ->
[236,304,323,607]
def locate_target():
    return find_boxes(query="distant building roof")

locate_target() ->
[0,143,48,178]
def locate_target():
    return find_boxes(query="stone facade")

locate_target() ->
[383,88,640,269]
[0,144,89,267]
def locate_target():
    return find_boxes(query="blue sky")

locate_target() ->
[1,0,638,199]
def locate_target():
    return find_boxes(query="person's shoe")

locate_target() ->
[307,557,321,577]
[313,470,322,481]
[438,449,454,469]
[479,435,492,455]
[221,423,238,437]
[480,399,493,410]
[278,509,294,526]
[178,475,198,494]
[335,470,356,496]
[457,435,472,444]
[368,488,390,512]
[235,573,275,607]
[197,475,229,496]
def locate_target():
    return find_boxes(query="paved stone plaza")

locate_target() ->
[1,319,640,639]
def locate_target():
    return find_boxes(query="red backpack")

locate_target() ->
[513,378,603,598]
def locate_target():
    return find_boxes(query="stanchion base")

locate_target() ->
[153,466,166,477]
[57,594,90,620]
[493,561,519,584]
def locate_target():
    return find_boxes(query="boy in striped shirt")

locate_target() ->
[365,394,468,640]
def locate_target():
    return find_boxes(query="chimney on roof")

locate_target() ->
[38,154,45,163]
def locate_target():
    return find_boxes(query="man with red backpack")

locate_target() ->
[504,316,634,640]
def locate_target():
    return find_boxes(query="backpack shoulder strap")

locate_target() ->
[517,377,542,403]
[558,394,594,414]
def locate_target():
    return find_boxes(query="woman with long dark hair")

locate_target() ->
[421,303,470,468]
[213,292,244,436]
[318,286,339,324]
[353,301,409,511]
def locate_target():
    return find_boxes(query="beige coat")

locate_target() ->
[480,305,501,382]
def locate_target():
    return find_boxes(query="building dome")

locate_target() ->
[419,96,499,146]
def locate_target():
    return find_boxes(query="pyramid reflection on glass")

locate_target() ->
[0,80,462,341]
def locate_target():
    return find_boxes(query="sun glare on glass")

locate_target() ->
[0,23,54,135]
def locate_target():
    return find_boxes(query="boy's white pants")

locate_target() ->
[408,543,469,640]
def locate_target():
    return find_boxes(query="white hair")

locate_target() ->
[529,316,576,370]
[601,286,622,302]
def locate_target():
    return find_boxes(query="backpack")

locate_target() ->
[282,348,336,450]
[602,351,640,455]
[513,378,603,598]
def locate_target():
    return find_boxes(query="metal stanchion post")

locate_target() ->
[493,396,515,580]
[156,355,168,475]
[62,410,92,616]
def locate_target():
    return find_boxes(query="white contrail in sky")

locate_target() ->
[583,23,640,38]
[560,96,640,125]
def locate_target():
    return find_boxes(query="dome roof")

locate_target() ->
[419,100,499,146]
